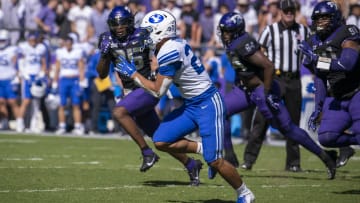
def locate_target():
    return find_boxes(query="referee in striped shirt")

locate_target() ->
[241,0,309,172]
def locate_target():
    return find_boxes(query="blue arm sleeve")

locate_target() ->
[158,61,182,77]
[330,48,359,72]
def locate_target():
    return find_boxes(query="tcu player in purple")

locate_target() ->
[96,6,202,186]
[298,1,360,155]
[217,12,338,179]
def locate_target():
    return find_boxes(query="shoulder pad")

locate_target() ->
[343,25,360,41]
[230,33,260,57]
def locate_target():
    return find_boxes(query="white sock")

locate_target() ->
[236,183,247,197]
[75,123,83,129]
[59,122,66,128]
[17,118,23,123]
[196,142,203,154]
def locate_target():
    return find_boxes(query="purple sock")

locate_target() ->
[142,147,154,156]
[185,158,195,171]
[224,119,234,150]
[284,124,322,155]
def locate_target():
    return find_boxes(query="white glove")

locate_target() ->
[37,71,46,79]
[21,73,31,81]
[79,78,88,88]
[52,82,58,90]
[11,76,20,85]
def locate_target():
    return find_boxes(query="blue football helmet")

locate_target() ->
[311,1,343,39]
[107,6,134,41]
[218,12,246,47]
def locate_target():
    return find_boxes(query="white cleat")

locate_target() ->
[55,127,66,135]
[237,188,255,203]
[72,126,85,136]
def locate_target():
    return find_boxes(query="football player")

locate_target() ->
[217,12,338,179]
[0,29,20,130]
[96,6,203,186]
[115,10,255,203]
[298,1,359,162]
[17,32,47,133]
[53,36,87,135]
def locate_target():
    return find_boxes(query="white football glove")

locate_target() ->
[79,78,88,88]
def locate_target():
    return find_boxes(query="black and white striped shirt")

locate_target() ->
[258,22,310,73]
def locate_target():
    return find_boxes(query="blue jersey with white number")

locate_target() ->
[157,38,212,99]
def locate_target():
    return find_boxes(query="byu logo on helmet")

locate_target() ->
[140,10,177,47]
[149,14,164,24]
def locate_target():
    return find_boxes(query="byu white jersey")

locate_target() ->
[0,46,17,80]
[157,38,212,99]
[73,42,94,58]
[56,47,83,77]
[18,42,46,76]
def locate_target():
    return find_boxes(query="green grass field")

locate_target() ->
[0,133,359,203]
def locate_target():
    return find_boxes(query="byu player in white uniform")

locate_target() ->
[116,10,255,203]
[0,29,20,129]
[17,32,47,132]
[53,36,87,135]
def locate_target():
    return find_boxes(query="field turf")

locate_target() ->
[0,133,359,203]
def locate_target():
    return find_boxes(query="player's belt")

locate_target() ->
[275,70,299,79]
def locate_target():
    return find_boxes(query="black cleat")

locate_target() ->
[140,153,159,172]
[188,159,203,186]
[336,147,355,168]
[224,150,240,168]
[285,165,302,173]
[322,150,338,180]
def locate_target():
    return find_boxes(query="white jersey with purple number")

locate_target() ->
[157,38,212,99]
[56,47,83,78]
[18,42,46,76]
[0,46,17,80]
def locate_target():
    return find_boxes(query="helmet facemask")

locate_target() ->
[108,17,134,41]
[107,6,134,42]
[310,1,343,40]
[218,12,245,48]
[219,26,238,47]
[312,14,334,39]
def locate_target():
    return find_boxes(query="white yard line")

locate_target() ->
[72,161,100,165]
[0,166,66,169]
[2,158,43,161]
[0,139,38,143]
[0,183,332,194]
[261,184,323,188]
[0,184,226,193]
